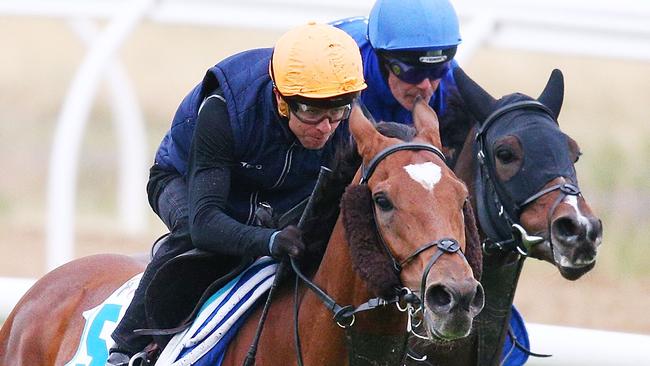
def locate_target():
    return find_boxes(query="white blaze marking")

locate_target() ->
[564,195,591,232]
[404,162,442,191]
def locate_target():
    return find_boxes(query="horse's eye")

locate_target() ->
[373,193,394,211]
[495,148,515,164]
[574,151,582,163]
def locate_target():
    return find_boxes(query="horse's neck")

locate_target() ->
[310,216,374,315]
[454,126,490,245]
[454,125,478,204]
[304,215,404,331]
[453,125,518,269]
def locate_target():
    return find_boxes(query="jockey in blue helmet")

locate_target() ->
[334,1,531,365]
[332,0,461,125]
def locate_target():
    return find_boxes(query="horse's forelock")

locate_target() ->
[341,184,401,298]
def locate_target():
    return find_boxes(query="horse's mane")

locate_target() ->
[439,88,477,168]
[441,89,537,133]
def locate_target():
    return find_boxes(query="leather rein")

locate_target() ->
[290,142,470,366]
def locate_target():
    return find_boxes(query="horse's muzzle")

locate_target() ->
[423,278,484,340]
[551,213,602,280]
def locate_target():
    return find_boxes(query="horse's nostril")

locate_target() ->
[425,284,452,313]
[471,283,485,314]
[553,216,582,238]
[588,218,603,242]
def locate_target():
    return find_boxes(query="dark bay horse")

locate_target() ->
[403,68,603,365]
[0,101,484,365]
[450,67,602,280]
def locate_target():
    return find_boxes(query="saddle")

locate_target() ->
[141,197,310,348]
[143,166,336,351]
[144,249,253,347]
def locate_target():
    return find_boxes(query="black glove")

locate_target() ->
[271,225,305,259]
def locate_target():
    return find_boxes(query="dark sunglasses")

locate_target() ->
[383,57,450,84]
[286,99,352,125]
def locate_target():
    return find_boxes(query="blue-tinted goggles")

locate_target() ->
[383,57,450,84]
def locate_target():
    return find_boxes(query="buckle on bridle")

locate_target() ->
[333,305,356,328]
[560,183,580,195]
[438,239,460,253]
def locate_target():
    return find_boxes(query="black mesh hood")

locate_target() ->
[482,95,577,217]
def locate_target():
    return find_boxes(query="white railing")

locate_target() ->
[46,8,152,270]
[0,277,36,317]
[527,323,650,365]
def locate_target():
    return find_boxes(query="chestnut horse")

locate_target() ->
[403,68,603,365]
[0,101,484,365]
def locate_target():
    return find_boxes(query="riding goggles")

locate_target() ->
[287,99,352,125]
[383,57,450,84]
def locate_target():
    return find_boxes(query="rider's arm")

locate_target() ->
[187,91,276,257]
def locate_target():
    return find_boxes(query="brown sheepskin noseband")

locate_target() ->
[341,184,401,298]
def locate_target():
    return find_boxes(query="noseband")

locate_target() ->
[475,101,582,257]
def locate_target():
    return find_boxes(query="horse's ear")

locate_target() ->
[538,69,564,120]
[412,96,442,148]
[453,67,497,124]
[349,104,383,158]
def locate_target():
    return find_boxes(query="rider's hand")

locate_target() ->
[271,225,305,259]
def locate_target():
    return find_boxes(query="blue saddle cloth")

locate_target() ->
[156,257,278,366]
[501,305,530,366]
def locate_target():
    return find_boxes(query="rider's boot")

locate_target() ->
[105,348,132,366]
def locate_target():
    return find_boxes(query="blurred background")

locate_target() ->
[1,0,649,348]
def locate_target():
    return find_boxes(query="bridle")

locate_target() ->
[290,142,470,365]
[360,143,469,299]
[473,100,572,363]
[475,100,582,258]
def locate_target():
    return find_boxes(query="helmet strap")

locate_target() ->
[272,88,289,117]
[278,99,289,117]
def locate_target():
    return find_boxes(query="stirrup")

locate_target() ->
[105,350,132,366]
[129,351,150,366]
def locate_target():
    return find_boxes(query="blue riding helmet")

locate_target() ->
[368,0,462,51]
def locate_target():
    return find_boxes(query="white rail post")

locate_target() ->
[68,19,149,236]
[455,16,496,64]
[527,323,650,365]
[46,0,157,271]
[0,277,36,317]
